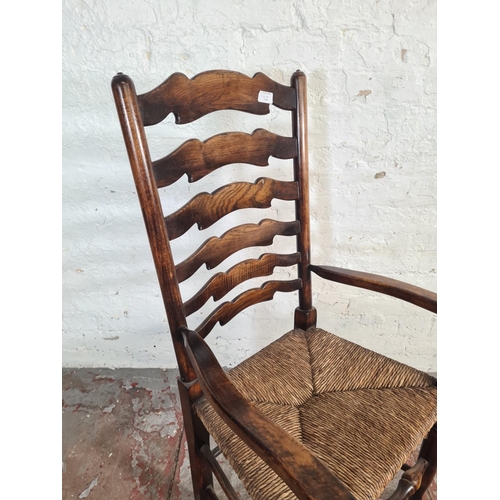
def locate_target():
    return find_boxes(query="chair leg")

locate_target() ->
[409,424,437,500]
[178,379,213,500]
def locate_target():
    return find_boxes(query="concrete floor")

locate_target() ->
[62,368,437,500]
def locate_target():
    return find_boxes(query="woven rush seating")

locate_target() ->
[195,328,437,500]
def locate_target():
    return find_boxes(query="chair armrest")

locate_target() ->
[181,326,355,500]
[309,265,437,313]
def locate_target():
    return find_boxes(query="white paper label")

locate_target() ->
[258,90,273,104]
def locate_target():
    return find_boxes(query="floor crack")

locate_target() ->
[166,427,185,500]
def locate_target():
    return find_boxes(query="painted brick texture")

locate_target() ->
[63,0,436,371]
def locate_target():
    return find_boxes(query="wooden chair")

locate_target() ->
[111,69,437,500]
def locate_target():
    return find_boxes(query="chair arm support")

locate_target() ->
[309,265,437,313]
[181,326,355,500]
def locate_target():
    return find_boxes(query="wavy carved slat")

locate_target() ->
[183,253,301,317]
[138,70,297,126]
[165,178,299,240]
[195,279,302,338]
[175,219,300,283]
[152,129,297,188]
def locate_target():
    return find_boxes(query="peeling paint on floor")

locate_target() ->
[62,369,184,499]
[79,478,98,498]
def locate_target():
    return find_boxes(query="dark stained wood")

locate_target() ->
[409,424,437,500]
[138,71,297,125]
[178,378,213,500]
[176,219,300,283]
[294,307,318,331]
[195,280,302,338]
[165,178,299,240]
[200,445,240,500]
[291,70,317,329]
[111,73,194,383]
[204,486,219,500]
[184,253,301,317]
[181,327,356,500]
[113,69,437,500]
[388,458,429,500]
[309,265,438,313]
[152,129,297,188]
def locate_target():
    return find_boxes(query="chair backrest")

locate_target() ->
[111,70,316,381]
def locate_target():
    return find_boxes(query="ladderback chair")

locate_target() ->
[111,69,437,500]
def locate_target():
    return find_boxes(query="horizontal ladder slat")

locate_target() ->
[165,178,299,240]
[196,279,302,338]
[183,252,301,316]
[138,70,297,126]
[152,129,297,188]
[175,219,300,283]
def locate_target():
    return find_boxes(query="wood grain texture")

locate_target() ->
[138,70,297,125]
[387,458,428,500]
[195,279,301,338]
[309,265,437,313]
[291,70,316,328]
[410,424,437,500]
[165,178,299,240]
[177,378,213,498]
[182,327,356,500]
[183,253,301,316]
[204,486,219,500]
[200,445,239,500]
[114,69,437,500]
[111,73,194,382]
[294,307,317,331]
[175,219,300,283]
[152,129,297,188]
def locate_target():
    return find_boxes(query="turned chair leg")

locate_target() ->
[410,424,437,500]
[178,379,213,500]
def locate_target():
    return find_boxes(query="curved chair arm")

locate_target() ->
[309,265,437,313]
[181,326,356,500]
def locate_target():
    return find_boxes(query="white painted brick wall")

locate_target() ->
[63,0,436,371]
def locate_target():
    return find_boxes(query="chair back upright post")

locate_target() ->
[111,73,194,383]
[291,71,317,330]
